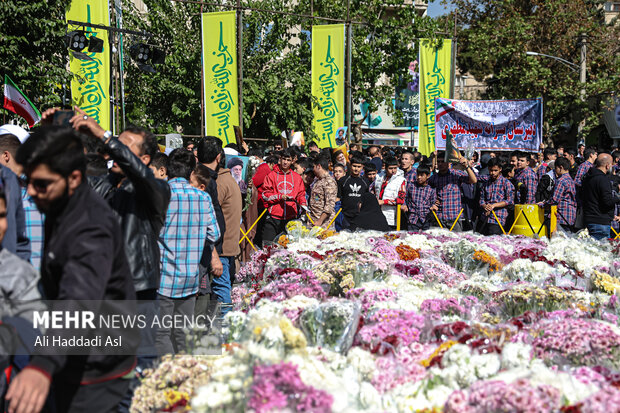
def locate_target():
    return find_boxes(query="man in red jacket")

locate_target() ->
[251,154,277,248]
[261,149,307,243]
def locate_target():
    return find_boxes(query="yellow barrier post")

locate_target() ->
[449,209,464,232]
[432,211,444,229]
[396,205,402,231]
[508,209,523,235]
[491,210,507,235]
[326,208,343,230]
[239,208,268,247]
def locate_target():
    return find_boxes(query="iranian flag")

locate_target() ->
[3,75,41,127]
[435,98,455,122]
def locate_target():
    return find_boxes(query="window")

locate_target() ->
[605,2,620,12]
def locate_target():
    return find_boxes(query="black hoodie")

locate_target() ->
[581,167,620,225]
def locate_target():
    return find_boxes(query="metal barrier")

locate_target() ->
[239,208,267,251]
[431,208,463,232]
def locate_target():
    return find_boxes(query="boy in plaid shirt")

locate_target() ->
[429,152,477,231]
[405,165,437,231]
[538,157,577,233]
[515,151,538,204]
[478,158,515,235]
[157,149,220,355]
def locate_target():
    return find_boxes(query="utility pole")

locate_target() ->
[578,33,587,138]
[237,0,244,137]
[345,0,352,144]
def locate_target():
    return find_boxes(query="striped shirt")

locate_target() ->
[158,178,220,298]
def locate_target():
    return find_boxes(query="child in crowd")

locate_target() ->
[405,165,436,231]
[338,154,368,230]
[374,156,406,230]
[477,157,515,235]
[538,157,577,233]
[333,163,346,181]
[149,152,168,180]
[364,162,378,194]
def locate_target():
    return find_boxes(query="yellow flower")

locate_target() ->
[420,340,457,368]
[164,389,190,410]
[279,318,307,349]
[277,235,289,247]
[472,250,503,272]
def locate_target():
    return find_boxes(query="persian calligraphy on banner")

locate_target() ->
[395,88,419,129]
[418,39,452,156]
[66,0,111,130]
[202,11,239,145]
[434,98,543,152]
[312,24,345,148]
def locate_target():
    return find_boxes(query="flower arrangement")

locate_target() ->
[299,300,361,353]
[134,229,620,413]
[591,270,620,295]
[277,234,289,248]
[247,362,334,413]
[396,244,421,261]
[444,379,562,413]
[354,309,425,355]
[472,249,503,272]
[523,317,620,369]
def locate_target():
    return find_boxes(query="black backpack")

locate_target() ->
[535,174,555,203]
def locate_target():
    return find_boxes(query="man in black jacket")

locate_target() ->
[582,153,620,240]
[63,107,170,410]
[7,126,138,413]
[196,137,226,276]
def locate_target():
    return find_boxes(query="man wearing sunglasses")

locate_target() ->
[7,126,138,413]
[39,106,171,411]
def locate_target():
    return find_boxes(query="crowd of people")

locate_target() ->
[0,106,619,412]
[245,140,620,243]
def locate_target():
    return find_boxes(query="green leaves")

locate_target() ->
[0,0,72,122]
[452,0,620,144]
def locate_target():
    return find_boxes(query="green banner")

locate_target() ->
[419,39,452,156]
[202,11,239,145]
[66,0,111,130]
[312,24,345,148]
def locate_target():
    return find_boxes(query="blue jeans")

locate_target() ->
[587,223,610,240]
[212,256,232,315]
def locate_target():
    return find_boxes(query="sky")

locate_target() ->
[427,0,454,18]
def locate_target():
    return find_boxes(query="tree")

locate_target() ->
[450,0,620,145]
[0,0,72,125]
[120,0,441,140]
[121,0,204,135]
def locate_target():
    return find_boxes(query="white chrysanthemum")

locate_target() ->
[543,236,612,274]
[501,342,533,369]
[281,295,320,311]
[346,347,376,379]
[358,381,383,410]
[502,259,555,283]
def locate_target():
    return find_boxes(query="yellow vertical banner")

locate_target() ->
[419,39,452,156]
[202,11,239,145]
[312,24,345,148]
[66,0,111,130]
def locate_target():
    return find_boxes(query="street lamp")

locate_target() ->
[526,34,587,137]
[525,51,579,72]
